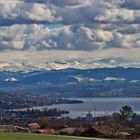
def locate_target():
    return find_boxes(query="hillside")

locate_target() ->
[0,67,140,98]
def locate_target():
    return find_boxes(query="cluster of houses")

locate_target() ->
[0,123,56,135]
[0,111,140,139]
[0,122,105,138]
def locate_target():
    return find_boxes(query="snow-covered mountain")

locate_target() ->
[0,57,140,98]
[1,57,140,72]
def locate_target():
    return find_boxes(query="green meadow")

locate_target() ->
[0,132,97,140]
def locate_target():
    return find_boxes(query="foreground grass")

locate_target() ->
[0,132,100,140]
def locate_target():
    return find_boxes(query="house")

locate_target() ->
[80,127,105,138]
[36,129,56,135]
[58,127,76,135]
[58,127,86,135]
[119,132,131,139]
[27,123,40,131]
[15,126,29,133]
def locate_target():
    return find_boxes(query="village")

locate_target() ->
[0,105,140,139]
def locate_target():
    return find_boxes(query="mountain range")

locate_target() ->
[0,67,140,98]
[1,57,140,72]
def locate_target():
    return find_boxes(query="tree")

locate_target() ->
[112,105,136,123]
[112,112,121,122]
[119,105,136,122]
[37,117,49,129]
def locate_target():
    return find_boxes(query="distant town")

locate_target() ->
[0,92,83,110]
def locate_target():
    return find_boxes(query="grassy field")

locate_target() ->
[0,132,99,140]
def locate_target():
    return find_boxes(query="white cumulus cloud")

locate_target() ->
[0,0,140,70]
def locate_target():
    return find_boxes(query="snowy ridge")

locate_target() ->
[0,57,140,72]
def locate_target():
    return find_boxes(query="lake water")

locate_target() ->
[47,98,140,118]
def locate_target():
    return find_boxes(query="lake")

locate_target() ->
[47,98,140,118]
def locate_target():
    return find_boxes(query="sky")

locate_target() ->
[0,0,140,70]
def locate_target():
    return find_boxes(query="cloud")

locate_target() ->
[95,8,134,23]
[130,80,140,83]
[4,77,18,82]
[121,0,140,10]
[0,0,140,70]
[0,0,140,26]
[0,0,61,26]
[104,77,125,81]
[0,23,140,51]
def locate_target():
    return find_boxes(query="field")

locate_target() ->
[0,132,101,140]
